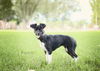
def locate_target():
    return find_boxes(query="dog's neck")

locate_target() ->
[38,34,46,42]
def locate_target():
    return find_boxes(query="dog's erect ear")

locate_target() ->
[30,24,37,29]
[40,23,46,29]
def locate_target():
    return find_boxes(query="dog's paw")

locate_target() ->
[28,69,35,71]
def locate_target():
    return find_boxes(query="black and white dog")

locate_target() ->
[30,23,78,64]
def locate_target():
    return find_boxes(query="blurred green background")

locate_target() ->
[0,0,100,30]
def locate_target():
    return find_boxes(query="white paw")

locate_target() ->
[74,57,78,62]
[28,69,35,71]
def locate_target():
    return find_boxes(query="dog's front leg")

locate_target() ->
[41,42,52,64]
[45,52,52,64]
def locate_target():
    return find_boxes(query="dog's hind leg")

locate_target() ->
[65,47,78,62]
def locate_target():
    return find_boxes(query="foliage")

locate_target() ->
[0,0,14,20]
[36,0,79,21]
[12,0,40,23]
[90,0,100,26]
[0,0,79,24]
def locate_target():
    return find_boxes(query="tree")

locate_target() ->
[0,0,14,20]
[12,0,79,24]
[36,0,79,21]
[12,0,40,24]
[90,0,100,26]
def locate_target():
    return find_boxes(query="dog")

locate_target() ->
[30,23,78,64]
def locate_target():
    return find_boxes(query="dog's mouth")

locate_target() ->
[35,31,44,36]
[35,33,43,38]
[36,33,40,36]
[36,35,40,38]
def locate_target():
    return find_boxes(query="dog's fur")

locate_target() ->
[30,23,78,64]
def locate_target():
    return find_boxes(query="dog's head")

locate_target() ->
[30,23,46,37]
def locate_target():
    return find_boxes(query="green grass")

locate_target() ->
[0,30,100,71]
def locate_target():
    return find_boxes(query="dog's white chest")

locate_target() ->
[41,42,47,51]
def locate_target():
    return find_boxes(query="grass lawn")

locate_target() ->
[0,30,100,71]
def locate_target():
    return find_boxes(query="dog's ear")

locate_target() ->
[30,24,37,29]
[40,23,46,29]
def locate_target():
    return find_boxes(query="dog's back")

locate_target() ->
[39,35,76,51]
